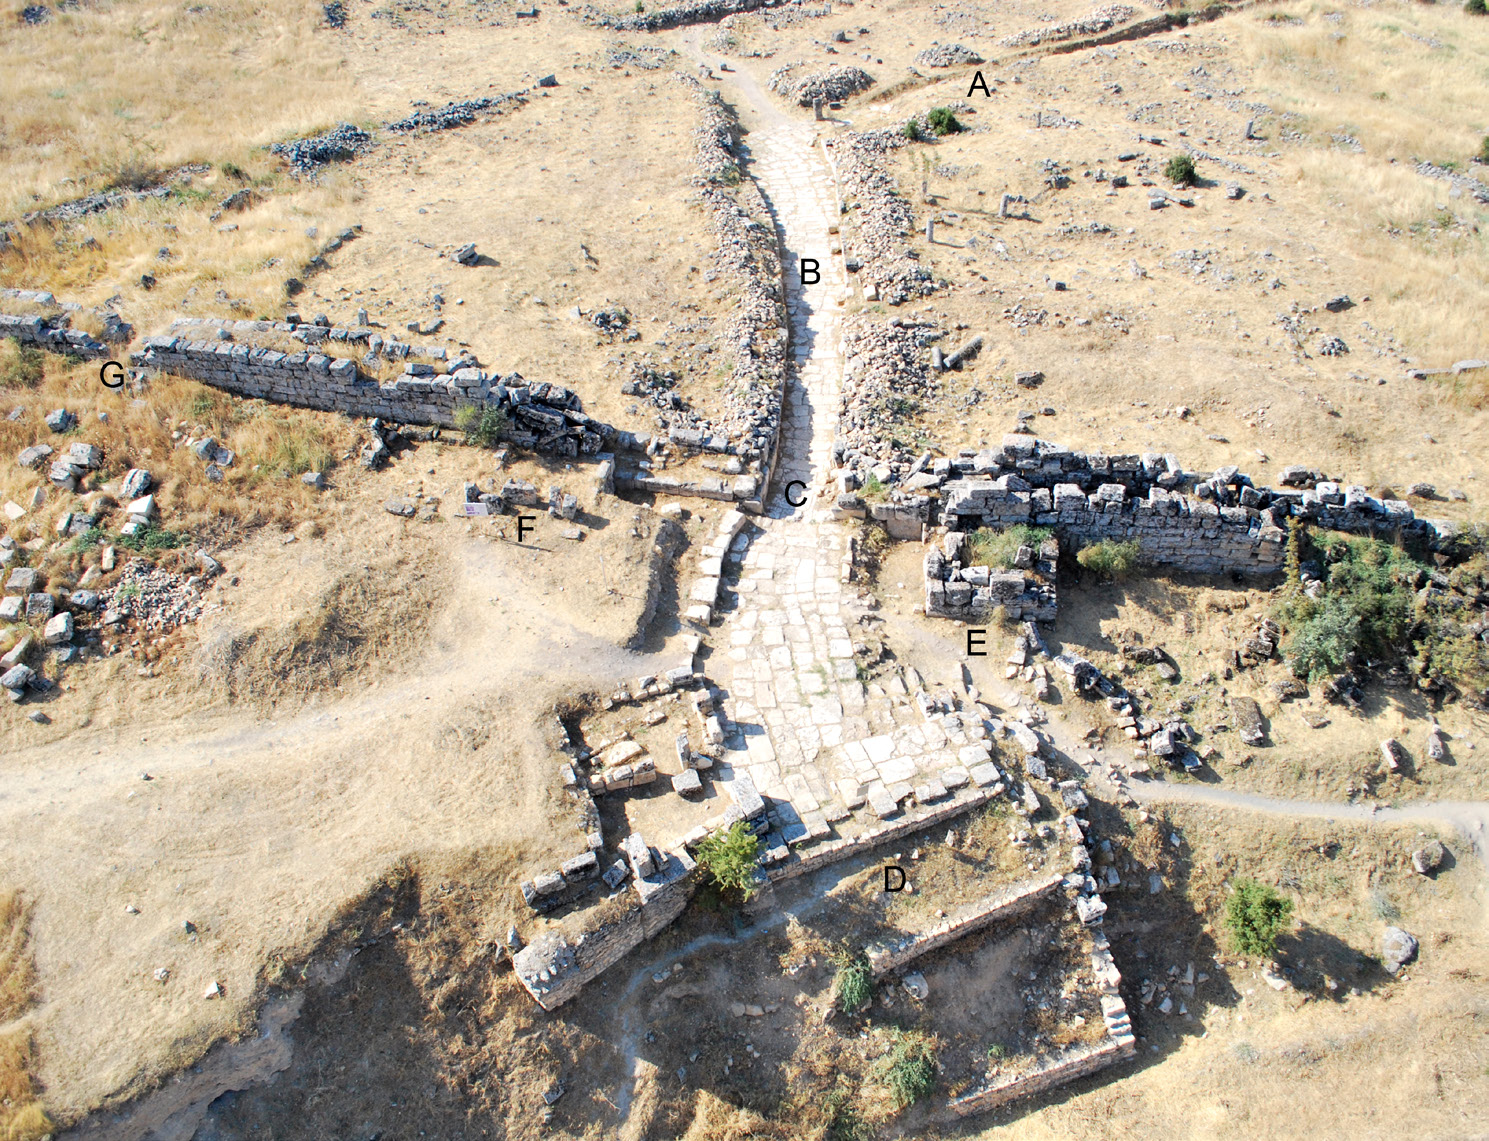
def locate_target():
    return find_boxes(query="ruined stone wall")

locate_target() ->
[512,856,694,1011]
[865,873,1063,977]
[579,0,784,31]
[0,289,131,361]
[946,1034,1136,1117]
[766,783,999,884]
[131,329,640,455]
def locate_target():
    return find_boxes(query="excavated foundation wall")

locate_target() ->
[865,873,1064,977]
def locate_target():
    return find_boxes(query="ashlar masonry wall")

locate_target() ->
[132,325,640,456]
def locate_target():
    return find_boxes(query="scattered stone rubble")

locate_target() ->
[823,131,938,305]
[270,124,374,171]
[1413,160,1489,206]
[386,91,528,133]
[578,0,782,32]
[914,43,983,68]
[765,62,874,107]
[1000,6,1135,48]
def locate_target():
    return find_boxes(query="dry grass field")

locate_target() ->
[0,0,1484,1135]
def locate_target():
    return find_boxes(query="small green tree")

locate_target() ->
[875,1029,938,1109]
[694,821,760,905]
[926,106,962,136]
[454,402,508,448]
[1468,0,1487,16]
[1479,133,1489,162]
[1164,153,1198,186]
[903,118,922,141]
[831,945,874,1013]
[1286,595,1360,680]
[1076,538,1141,581]
[1225,879,1294,957]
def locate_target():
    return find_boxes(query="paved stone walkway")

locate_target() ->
[709,124,1001,847]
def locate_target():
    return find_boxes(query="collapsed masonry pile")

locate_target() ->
[836,315,939,469]
[0,289,132,360]
[923,531,1058,623]
[823,131,938,305]
[270,123,374,171]
[386,91,528,133]
[914,43,984,68]
[0,167,205,248]
[579,0,783,32]
[998,5,1135,48]
[614,79,787,507]
[765,62,874,106]
[1414,160,1489,205]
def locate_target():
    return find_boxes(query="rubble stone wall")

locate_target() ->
[1,289,131,360]
[866,872,1063,977]
[579,0,784,31]
[767,783,997,884]
[512,867,693,1012]
[946,1034,1137,1117]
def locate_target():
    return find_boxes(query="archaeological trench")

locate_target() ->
[2,0,1483,1131]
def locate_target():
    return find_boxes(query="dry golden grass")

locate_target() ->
[0,0,362,215]
[0,891,50,1141]
[0,355,360,574]
[0,164,356,328]
[1236,2,1489,370]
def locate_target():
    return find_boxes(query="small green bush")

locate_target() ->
[903,118,921,141]
[116,525,187,552]
[0,343,45,389]
[926,106,962,136]
[860,472,888,501]
[876,1028,937,1109]
[1468,0,1487,16]
[831,947,873,1013]
[1286,595,1361,680]
[694,821,761,904]
[1076,538,1141,581]
[454,402,508,448]
[1480,134,1489,162]
[1224,879,1293,957]
[1164,153,1198,186]
[968,524,1051,569]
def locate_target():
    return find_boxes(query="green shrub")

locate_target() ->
[116,525,187,552]
[694,821,760,905]
[1076,538,1141,581]
[926,106,962,136]
[0,343,44,389]
[903,118,922,141]
[1164,153,1198,186]
[454,402,508,448]
[860,472,888,501]
[875,1028,937,1109]
[1286,596,1361,680]
[1224,879,1293,957]
[1480,134,1489,162]
[967,524,1052,569]
[1469,0,1487,16]
[66,526,106,554]
[831,947,873,1013]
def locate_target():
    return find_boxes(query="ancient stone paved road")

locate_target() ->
[704,120,997,846]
